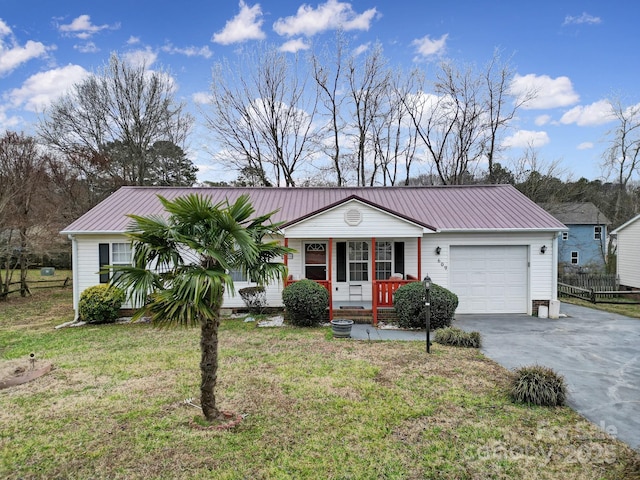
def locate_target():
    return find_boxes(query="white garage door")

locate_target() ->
[450,245,528,314]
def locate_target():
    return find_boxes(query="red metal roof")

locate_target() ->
[61,184,566,234]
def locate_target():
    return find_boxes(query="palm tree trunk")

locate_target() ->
[199,316,221,421]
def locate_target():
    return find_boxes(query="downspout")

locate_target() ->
[552,233,559,301]
[68,234,80,321]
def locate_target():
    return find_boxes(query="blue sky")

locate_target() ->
[1,0,638,183]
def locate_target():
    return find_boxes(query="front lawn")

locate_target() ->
[1,289,639,479]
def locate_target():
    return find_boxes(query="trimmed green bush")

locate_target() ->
[510,365,567,407]
[393,281,458,329]
[78,284,125,324]
[282,279,329,327]
[434,327,481,348]
[238,286,267,314]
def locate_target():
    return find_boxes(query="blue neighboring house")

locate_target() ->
[539,202,610,271]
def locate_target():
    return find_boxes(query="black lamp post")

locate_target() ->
[423,274,432,353]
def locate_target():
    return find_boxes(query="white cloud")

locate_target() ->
[577,142,594,150]
[127,36,140,45]
[502,130,550,149]
[510,74,579,109]
[273,0,377,37]
[560,99,615,126]
[58,14,119,39]
[279,38,309,53]
[0,19,52,75]
[74,42,99,53]
[212,1,265,45]
[411,33,448,59]
[162,43,212,58]
[535,114,551,126]
[123,47,157,68]
[192,91,212,104]
[352,43,370,56]
[563,12,601,26]
[7,64,90,112]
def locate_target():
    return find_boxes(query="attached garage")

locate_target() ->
[450,245,528,314]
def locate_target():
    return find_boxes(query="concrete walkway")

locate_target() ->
[344,304,640,451]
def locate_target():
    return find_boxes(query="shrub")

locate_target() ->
[282,279,329,327]
[238,286,267,314]
[78,284,125,324]
[510,365,567,407]
[393,281,459,329]
[434,327,481,348]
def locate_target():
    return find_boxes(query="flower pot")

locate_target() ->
[331,319,354,338]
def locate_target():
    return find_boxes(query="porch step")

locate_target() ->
[332,309,373,324]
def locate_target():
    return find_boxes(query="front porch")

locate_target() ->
[283,237,423,325]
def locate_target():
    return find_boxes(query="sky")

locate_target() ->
[1,0,639,184]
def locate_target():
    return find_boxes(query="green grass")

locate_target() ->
[561,296,640,319]
[1,289,639,479]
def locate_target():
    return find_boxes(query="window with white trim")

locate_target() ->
[562,231,568,241]
[112,243,132,265]
[375,241,392,280]
[305,243,327,280]
[594,226,602,240]
[229,267,248,282]
[348,241,369,282]
[99,242,132,283]
[571,251,579,265]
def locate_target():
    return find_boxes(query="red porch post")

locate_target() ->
[284,238,289,286]
[328,238,333,321]
[417,237,422,281]
[372,237,377,326]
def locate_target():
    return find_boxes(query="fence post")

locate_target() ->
[590,288,596,304]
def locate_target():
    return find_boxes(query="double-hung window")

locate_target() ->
[348,241,369,282]
[99,242,132,283]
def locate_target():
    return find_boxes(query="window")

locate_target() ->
[305,243,327,280]
[594,226,602,240]
[571,251,579,265]
[348,241,369,282]
[375,241,392,280]
[229,267,248,282]
[99,242,132,283]
[562,231,568,241]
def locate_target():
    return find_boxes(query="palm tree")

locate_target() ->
[110,193,291,422]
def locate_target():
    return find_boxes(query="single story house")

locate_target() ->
[539,202,610,271]
[61,185,567,323]
[610,214,640,289]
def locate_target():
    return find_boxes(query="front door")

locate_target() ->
[304,243,327,280]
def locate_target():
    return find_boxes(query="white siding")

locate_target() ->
[284,199,424,238]
[421,231,556,314]
[74,234,133,312]
[617,220,640,288]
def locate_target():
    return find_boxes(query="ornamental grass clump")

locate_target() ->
[434,326,481,348]
[510,364,567,407]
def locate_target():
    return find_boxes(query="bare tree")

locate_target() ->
[0,132,50,298]
[346,43,391,186]
[482,50,536,183]
[311,33,348,186]
[371,70,421,186]
[39,53,193,201]
[206,47,318,187]
[602,98,640,224]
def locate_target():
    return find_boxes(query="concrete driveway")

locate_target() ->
[454,303,640,451]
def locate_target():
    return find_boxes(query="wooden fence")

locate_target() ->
[0,277,71,299]
[558,273,640,305]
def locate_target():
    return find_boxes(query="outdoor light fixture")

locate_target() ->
[435,246,441,255]
[540,245,547,254]
[423,274,432,354]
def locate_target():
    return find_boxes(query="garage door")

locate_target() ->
[450,245,528,314]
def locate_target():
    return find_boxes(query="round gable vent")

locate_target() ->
[344,208,362,226]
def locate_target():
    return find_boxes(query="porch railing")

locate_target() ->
[373,280,413,308]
